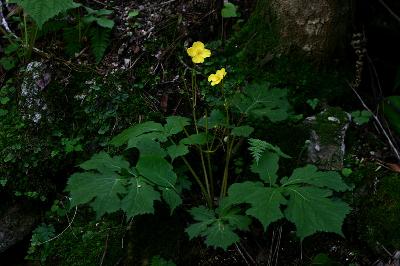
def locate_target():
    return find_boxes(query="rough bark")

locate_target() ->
[271,0,352,60]
[246,0,352,62]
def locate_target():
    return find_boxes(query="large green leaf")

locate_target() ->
[162,187,182,214]
[231,83,290,122]
[66,152,130,217]
[79,152,129,173]
[281,165,351,192]
[180,133,208,145]
[224,182,286,230]
[250,152,279,185]
[13,0,76,28]
[166,144,189,162]
[186,206,248,250]
[136,156,177,188]
[127,132,168,149]
[164,116,191,136]
[135,138,167,157]
[121,178,160,218]
[203,221,239,250]
[198,109,227,128]
[221,2,238,18]
[284,186,351,239]
[110,121,164,147]
[231,125,254,137]
[66,172,126,217]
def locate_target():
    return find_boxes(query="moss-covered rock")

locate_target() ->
[305,107,351,170]
[359,172,400,251]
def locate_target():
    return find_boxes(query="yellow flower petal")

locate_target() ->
[187,47,197,57]
[192,55,205,64]
[192,41,205,49]
[200,48,211,58]
[208,68,227,86]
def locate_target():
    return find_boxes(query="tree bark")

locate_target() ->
[270,0,352,60]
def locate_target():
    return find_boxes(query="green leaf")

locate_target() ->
[164,116,191,136]
[162,187,182,214]
[351,110,371,125]
[231,83,291,122]
[216,207,251,231]
[281,165,351,192]
[180,133,208,145]
[66,171,126,217]
[127,132,168,149]
[203,221,239,250]
[79,152,129,173]
[198,109,227,128]
[284,186,351,239]
[231,126,254,137]
[221,2,238,18]
[89,27,111,63]
[66,152,132,217]
[15,0,76,28]
[248,138,290,165]
[150,256,176,266]
[0,57,16,70]
[382,96,400,134]
[186,206,242,250]
[1,97,10,105]
[186,207,215,239]
[121,178,160,218]
[224,182,286,230]
[128,9,140,19]
[95,17,115,29]
[135,138,167,157]
[136,156,177,188]
[110,121,164,147]
[189,206,215,221]
[250,152,279,185]
[166,144,189,161]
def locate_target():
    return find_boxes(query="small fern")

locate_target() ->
[89,27,111,63]
[248,138,290,164]
[248,138,268,164]
[63,26,82,56]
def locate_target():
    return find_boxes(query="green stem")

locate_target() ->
[181,157,212,208]
[23,14,29,57]
[204,110,214,200]
[220,137,235,198]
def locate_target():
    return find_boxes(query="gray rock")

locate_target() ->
[20,61,51,124]
[305,107,351,170]
[0,204,38,253]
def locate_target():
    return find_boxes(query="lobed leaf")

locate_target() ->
[231,125,254,137]
[284,186,351,239]
[281,165,351,192]
[164,116,191,136]
[13,0,76,28]
[136,156,177,188]
[110,121,164,147]
[121,178,160,218]
[250,152,279,185]
[224,182,286,230]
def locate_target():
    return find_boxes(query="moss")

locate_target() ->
[358,172,400,251]
[43,218,125,266]
[308,107,349,146]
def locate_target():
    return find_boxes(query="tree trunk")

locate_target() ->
[238,0,353,64]
[270,0,352,60]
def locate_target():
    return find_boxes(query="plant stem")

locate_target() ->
[181,157,212,208]
[23,13,29,58]
[220,136,235,198]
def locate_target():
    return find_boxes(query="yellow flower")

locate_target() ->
[208,68,227,86]
[187,41,211,64]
